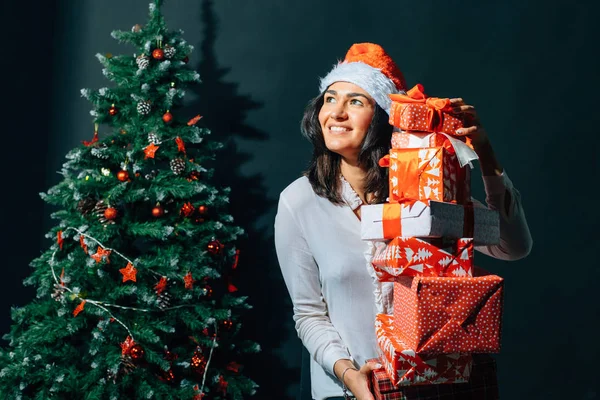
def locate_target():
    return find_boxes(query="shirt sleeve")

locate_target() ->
[474,171,533,260]
[274,193,353,377]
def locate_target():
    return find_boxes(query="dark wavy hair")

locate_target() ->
[300,93,393,205]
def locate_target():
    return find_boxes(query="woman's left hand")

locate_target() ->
[449,97,503,176]
[449,97,490,151]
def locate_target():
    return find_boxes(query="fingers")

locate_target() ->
[360,361,383,374]
[455,126,478,136]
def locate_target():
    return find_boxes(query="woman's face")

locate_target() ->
[318,81,375,163]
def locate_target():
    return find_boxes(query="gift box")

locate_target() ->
[391,131,448,149]
[393,268,504,354]
[375,314,472,387]
[360,201,499,245]
[369,354,498,399]
[388,84,463,136]
[372,237,474,280]
[380,147,471,204]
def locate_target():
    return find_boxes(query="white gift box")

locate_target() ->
[361,200,499,245]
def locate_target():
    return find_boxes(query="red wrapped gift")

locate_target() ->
[380,147,471,204]
[391,131,448,149]
[376,314,472,387]
[369,354,498,399]
[372,237,474,280]
[393,268,503,354]
[388,84,463,136]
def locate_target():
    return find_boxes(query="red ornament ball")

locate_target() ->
[129,344,145,361]
[152,205,164,217]
[109,104,118,116]
[152,48,165,60]
[207,239,223,255]
[197,205,208,215]
[183,56,189,63]
[162,111,173,123]
[104,207,118,220]
[117,170,129,182]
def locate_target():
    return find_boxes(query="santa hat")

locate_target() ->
[319,43,406,115]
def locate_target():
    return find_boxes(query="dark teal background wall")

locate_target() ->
[1,1,598,399]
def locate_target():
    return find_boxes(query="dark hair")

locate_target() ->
[300,93,393,205]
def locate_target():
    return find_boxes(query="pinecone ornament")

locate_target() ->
[148,132,161,145]
[136,54,150,70]
[51,283,66,302]
[157,291,172,310]
[170,158,186,175]
[77,197,96,216]
[163,45,176,59]
[94,200,115,225]
[137,100,151,115]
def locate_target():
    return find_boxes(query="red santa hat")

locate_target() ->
[319,43,407,115]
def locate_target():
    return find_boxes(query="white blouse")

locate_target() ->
[274,172,532,400]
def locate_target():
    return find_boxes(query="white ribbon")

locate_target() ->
[440,133,479,169]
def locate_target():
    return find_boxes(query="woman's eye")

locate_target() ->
[350,98,364,106]
[324,96,336,103]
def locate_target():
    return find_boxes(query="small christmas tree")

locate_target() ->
[0,1,258,398]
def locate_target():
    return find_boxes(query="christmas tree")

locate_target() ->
[0,1,259,398]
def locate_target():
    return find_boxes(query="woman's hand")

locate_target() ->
[344,361,381,400]
[450,98,503,176]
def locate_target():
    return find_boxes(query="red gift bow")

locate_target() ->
[389,84,470,141]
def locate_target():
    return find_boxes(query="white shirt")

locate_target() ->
[274,172,532,400]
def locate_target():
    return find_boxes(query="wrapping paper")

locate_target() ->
[372,237,474,280]
[375,314,472,387]
[393,269,503,354]
[388,84,463,135]
[380,147,471,204]
[369,354,498,399]
[360,201,499,245]
[391,131,448,149]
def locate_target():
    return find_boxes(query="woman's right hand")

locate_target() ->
[345,361,381,400]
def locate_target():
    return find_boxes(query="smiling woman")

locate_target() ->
[319,82,375,167]
[274,43,532,400]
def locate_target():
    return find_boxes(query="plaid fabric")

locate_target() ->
[370,354,499,400]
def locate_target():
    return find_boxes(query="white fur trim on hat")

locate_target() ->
[319,61,400,115]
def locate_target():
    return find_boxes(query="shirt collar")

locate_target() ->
[339,175,363,210]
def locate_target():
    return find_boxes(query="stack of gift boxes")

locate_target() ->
[360,84,503,398]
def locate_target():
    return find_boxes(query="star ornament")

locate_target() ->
[144,143,160,159]
[120,262,137,283]
[175,136,186,153]
[120,335,136,355]
[91,246,112,263]
[80,235,88,253]
[155,276,168,294]
[184,272,195,290]
[73,300,86,317]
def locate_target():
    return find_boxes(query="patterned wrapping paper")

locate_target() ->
[372,237,474,280]
[375,314,473,387]
[391,131,448,149]
[369,354,499,399]
[388,84,464,136]
[389,102,464,136]
[380,147,471,204]
[360,201,499,246]
[393,270,504,354]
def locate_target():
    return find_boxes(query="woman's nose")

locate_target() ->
[330,103,347,119]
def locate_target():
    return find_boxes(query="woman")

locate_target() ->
[274,43,532,400]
